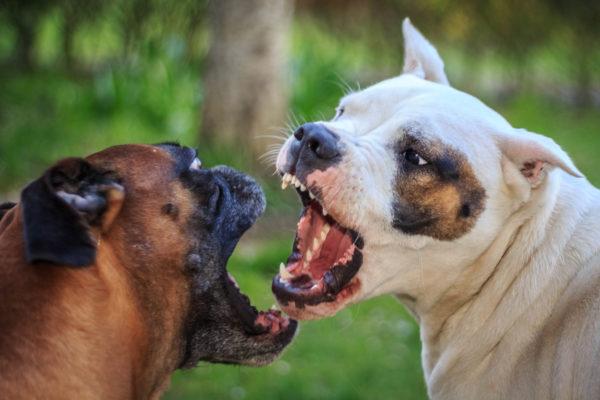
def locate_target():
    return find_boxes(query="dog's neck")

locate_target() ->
[391,173,600,396]
[0,212,179,399]
[94,241,186,398]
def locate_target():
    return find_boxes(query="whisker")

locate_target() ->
[255,134,289,142]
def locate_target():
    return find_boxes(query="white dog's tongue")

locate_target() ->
[287,203,356,280]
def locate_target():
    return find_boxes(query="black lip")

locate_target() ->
[224,273,261,334]
[272,246,362,308]
[272,195,364,308]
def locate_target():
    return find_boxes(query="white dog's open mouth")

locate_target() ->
[272,173,364,308]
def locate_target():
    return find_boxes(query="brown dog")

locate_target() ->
[0,143,296,399]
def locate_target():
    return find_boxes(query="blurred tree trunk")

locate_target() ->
[574,48,592,108]
[62,12,76,71]
[13,17,35,70]
[200,0,294,167]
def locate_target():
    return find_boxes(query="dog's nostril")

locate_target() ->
[293,127,304,141]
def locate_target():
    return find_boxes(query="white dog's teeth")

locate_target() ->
[300,184,306,192]
[281,173,291,190]
[293,177,301,188]
[312,237,320,251]
[321,223,330,238]
[279,262,294,281]
[322,208,328,216]
[309,191,315,200]
[306,249,313,262]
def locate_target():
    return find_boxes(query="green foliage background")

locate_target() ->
[0,2,599,399]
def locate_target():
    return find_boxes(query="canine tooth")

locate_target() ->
[279,262,294,280]
[300,184,306,192]
[309,191,315,199]
[306,249,313,261]
[293,177,301,188]
[322,208,328,216]
[281,174,291,189]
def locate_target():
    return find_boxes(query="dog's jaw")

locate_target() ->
[272,164,367,319]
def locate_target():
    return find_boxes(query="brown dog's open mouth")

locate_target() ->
[225,272,294,338]
[272,176,364,308]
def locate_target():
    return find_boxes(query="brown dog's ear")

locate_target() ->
[20,158,124,267]
[0,202,16,221]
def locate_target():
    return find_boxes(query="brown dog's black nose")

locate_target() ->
[293,123,340,160]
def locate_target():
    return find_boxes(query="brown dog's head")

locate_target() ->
[17,143,296,367]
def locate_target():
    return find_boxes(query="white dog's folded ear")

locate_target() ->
[402,18,449,86]
[496,129,582,187]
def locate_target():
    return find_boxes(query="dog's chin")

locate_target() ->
[272,184,365,320]
[276,279,361,320]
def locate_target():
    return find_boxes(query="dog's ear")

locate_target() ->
[496,129,582,189]
[0,202,16,221]
[401,18,449,85]
[21,158,124,267]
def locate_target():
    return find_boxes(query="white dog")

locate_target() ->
[272,19,600,400]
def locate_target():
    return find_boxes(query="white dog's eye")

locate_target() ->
[403,149,428,166]
[334,106,345,119]
[190,157,202,171]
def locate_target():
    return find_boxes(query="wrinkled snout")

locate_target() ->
[209,165,266,259]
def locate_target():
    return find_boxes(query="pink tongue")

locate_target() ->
[309,224,353,279]
[289,205,355,280]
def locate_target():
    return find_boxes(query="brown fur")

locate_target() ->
[0,145,195,399]
[394,132,486,241]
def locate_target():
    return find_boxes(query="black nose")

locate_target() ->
[293,123,340,160]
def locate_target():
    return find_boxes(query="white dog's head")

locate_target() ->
[272,19,581,320]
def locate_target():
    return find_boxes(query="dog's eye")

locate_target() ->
[189,157,202,171]
[334,106,345,119]
[403,149,428,166]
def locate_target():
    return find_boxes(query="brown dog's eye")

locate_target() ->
[403,149,428,166]
[161,203,179,218]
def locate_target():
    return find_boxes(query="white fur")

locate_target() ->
[276,18,600,399]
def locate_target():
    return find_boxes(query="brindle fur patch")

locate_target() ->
[392,131,486,241]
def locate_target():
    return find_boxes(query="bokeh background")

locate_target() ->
[1,1,599,399]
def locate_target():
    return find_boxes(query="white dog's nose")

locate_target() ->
[293,123,340,161]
